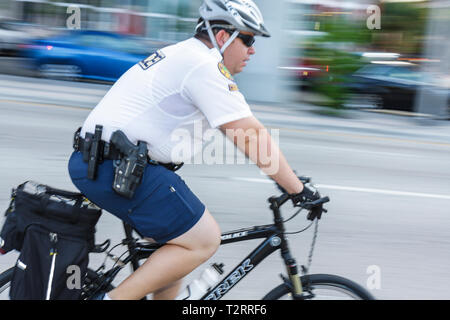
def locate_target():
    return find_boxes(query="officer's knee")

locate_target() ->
[169,208,221,262]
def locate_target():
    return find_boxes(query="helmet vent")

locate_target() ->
[237,11,254,24]
[212,0,227,10]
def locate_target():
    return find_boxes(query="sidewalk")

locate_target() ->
[250,101,450,145]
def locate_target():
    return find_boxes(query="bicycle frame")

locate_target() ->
[93,194,313,300]
[201,224,287,300]
[117,210,304,299]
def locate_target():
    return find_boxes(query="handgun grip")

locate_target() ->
[110,130,137,154]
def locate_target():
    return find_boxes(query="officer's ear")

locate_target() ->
[215,29,230,48]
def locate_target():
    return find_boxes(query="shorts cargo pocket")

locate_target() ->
[168,186,196,215]
[127,183,197,239]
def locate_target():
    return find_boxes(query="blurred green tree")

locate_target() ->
[305,2,428,110]
[305,15,370,110]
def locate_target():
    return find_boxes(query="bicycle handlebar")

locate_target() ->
[268,193,329,209]
[302,196,330,209]
[269,175,330,217]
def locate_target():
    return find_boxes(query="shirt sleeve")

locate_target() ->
[182,61,252,129]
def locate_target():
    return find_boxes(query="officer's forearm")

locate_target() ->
[243,128,303,194]
[222,117,303,194]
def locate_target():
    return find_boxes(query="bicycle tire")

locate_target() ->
[0,267,14,296]
[0,267,113,300]
[262,273,375,300]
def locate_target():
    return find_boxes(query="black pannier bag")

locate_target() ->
[0,181,102,300]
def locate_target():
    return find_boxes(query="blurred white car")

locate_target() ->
[0,20,54,55]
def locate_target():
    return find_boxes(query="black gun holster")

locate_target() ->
[73,125,105,180]
[110,130,148,199]
[73,127,148,199]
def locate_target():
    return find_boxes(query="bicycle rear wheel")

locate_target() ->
[263,274,375,300]
[0,267,14,299]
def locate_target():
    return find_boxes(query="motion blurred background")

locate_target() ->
[0,0,450,300]
[0,0,448,117]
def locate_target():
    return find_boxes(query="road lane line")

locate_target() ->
[266,126,450,148]
[317,184,450,200]
[285,143,422,158]
[195,176,450,200]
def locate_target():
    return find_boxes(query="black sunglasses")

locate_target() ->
[236,33,256,47]
[223,29,255,47]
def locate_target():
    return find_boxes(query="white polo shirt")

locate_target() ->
[81,37,252,163]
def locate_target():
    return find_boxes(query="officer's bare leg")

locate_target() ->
[140,238,184,300]
[152,279,183,300]
[107,208,221,300]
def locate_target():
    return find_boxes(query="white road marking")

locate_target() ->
[287,143,421,158]
[207,176,450,200]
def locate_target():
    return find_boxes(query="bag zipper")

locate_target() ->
[45,232,58,300]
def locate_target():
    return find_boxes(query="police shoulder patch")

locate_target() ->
[228,83,239,92]
[218,62,234,82]
[139,50,166,70]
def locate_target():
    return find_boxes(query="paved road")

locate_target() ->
[0,75,449,299]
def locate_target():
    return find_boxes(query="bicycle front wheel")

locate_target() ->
[263,274,375,300]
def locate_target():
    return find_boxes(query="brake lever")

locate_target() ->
[298,176,311,184]
[296,196,330,209]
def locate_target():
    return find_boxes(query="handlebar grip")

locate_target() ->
[311,196,330,206]
[306,197,330,207]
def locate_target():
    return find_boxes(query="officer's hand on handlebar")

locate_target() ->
[275,175,327,221]
[290,184,323,221]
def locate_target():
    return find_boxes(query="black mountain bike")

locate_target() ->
[0,177,375,300]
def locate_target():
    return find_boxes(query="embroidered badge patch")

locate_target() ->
[139,50,166,70]
[228,83,239,92]
[218,62,234,81]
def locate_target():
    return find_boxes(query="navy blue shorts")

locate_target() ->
[68,151,205,243]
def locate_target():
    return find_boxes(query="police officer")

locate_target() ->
[68,0,319,300]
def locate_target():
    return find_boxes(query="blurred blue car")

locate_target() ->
[21,30,161,82]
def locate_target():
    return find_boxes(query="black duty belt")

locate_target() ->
[73,127,183,172]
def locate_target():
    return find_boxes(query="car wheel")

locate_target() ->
[38,63,82,81]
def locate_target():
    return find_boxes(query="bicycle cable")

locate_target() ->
[282,206,320,275]
[283,207,303,223]
[303,218,319,275]
[283,207,314,234]
[284,220,314,235]
[110,249,131,269]
[100,242,127,270]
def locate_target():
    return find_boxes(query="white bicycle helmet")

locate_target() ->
[197,0,271,54]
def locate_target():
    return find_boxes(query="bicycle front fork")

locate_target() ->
[285,258,303,295]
